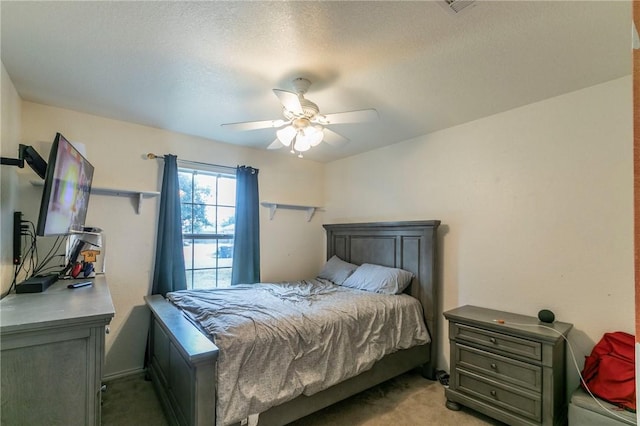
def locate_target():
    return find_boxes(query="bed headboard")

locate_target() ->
[323,220,441,367]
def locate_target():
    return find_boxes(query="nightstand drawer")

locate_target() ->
[456,343,542,392]
[452,323,542,361]
[457,369,542,422]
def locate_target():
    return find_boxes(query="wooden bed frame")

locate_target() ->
[144,220,440,426]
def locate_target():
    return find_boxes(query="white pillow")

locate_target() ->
[317,255,358,285]
[341,263,414,295]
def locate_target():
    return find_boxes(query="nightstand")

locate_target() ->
[444,305,573,426]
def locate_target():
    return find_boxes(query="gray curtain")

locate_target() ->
[231,165,260,285]
[151,155,186,296]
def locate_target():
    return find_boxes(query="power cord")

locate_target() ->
[32,235,65,276]
[493,319,633,423]
[1,220,66,299]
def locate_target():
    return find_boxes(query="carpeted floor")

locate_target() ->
[101,369,504,425]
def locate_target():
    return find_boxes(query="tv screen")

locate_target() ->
[36,133,94,236]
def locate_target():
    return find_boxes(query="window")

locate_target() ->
[179,167,236,289]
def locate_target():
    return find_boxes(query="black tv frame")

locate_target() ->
[36,133,94,237]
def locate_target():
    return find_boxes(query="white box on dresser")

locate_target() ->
[0,275,114,426]
[444,305,573,426]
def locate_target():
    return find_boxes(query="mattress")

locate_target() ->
[167,278,430,425]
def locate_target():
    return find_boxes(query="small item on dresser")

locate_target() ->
[80,249,100,278]
[82,262,95,277]
[70,262,83,278]
[537,309,555,323]
[67,281,92,289]
[15,274,58,293]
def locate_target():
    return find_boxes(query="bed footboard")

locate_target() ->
[145,295,218,426]
[257,344,430,426]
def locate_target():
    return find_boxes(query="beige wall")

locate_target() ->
[18,102,326,377]
[5,75,633,386]
[0,63,22,295]
[325,76,634,392]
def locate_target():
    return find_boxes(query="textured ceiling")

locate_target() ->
[0,1,631,162]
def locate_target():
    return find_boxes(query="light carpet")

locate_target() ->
[101,369,503,425]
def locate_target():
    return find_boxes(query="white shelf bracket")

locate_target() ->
[269,204,277,220]
[137,193,144,214]
[261,202,322,222]
[305,207,316,222]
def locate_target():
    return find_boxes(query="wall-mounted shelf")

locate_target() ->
[261,202,323,222]
[31,181,159,215]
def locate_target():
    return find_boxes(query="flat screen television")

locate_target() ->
[36,133,94,236]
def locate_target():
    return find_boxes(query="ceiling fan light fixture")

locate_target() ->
[276,125,296,147]
[221,78,376,158]
[308,129,324,147]
[294,133,312,152]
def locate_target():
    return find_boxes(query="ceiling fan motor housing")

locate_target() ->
[293,117,311,130]
[283,98,319,121]
[292,77,311,95]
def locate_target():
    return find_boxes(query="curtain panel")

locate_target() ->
[231,166,260,285]
[151,154,187,296]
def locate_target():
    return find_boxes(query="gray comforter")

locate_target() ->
[167,279,430,425]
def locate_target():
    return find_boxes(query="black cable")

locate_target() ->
[3,222,70,298]
[16,220,38,279]
[36,267,66,276]
[24,228,37,278]
[33,235,65,276]
[2,233,35,298]
[33,252,65,276]
[1,263,20,299]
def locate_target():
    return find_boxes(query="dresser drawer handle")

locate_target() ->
[490,363,497,369]
[490,390,497,397]
[489,337,497,344]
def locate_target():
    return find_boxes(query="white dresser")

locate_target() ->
[0,276,114,426]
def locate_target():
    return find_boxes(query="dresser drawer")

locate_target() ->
[452,323,542,361]
[456,343,542,392]
[456,369,542,422]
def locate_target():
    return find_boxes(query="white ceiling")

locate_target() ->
[0,1,631,163]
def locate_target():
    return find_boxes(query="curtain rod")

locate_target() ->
[146,153,237,173]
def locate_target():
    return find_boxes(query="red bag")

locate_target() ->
[581,331,636,412]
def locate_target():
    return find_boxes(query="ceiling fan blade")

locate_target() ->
[315,109,379,125]
[221,119,287,131]
[273,89,303,115]
[267,138,284,150]
[322,128,350,147]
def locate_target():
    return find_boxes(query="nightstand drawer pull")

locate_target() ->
[456,343,542,391]
[452,323,542,360]
[455,371,542,422]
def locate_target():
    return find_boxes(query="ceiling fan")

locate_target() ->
[221,78,378,158]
